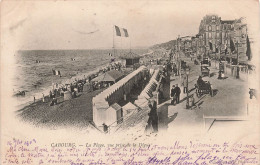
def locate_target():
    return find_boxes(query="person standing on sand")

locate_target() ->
[42,93,45,103]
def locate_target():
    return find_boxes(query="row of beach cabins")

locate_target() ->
[92,65,165,132]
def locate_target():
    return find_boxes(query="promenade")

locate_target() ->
[157,51,254,137]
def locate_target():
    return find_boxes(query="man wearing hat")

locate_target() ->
[175,84,181,104]
[170,85,176,105]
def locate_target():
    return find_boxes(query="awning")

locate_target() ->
[91,70,124,82]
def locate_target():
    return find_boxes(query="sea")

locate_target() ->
[14,49,149,108]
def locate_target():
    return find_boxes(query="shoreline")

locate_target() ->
[15,48,167,129]
[14,49,155,110]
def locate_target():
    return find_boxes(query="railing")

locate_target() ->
[203,114,249,132]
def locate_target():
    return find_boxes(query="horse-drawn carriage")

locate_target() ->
[195,79,213,97]
[201,65,210,77]
[201,57,211,67]
[181,60,187,69]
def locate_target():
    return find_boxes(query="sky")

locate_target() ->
[1,0,259,50]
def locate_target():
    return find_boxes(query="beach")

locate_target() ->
[13,49,149,108]
[16,48,166,129]
[17,88,104,129]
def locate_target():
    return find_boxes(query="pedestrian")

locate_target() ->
[33,96,36,103]
[42,93,45,103]
[103,123,108,134]
[190,94,195,109]
[145,100,158,133]
[170,85,176,105]
[49,90,53,99]
[150,101,158,132]
[175,84,181,104]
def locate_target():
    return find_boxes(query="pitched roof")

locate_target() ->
[110,103,122,111]
[221,20,235,24]
[122,102,137,110]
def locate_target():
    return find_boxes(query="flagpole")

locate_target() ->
[113,25,116,57]
[120,29,122,51]
[129,34,132,52]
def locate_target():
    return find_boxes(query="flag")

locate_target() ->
[230,38,235,52]
[115,25,129,37]
[115,26,121,36]
[209,42,213,50]
[246,35,251,60]
[122,28,129,37]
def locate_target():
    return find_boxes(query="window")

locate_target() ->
[216,25,219,30]
[208,25,212,31]
[209,33,212,38]
[212,25,216,31]
[217,32,220,38]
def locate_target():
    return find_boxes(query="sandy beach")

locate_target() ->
[16,48,167,130]
[17,88,104,129]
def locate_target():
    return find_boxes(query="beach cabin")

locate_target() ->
[120,52,141,68]
[122,102,138,116]
[106,103,123,125]
[92,66,149,128]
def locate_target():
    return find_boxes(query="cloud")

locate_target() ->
[9,18,27,32]
[73,29,99,35]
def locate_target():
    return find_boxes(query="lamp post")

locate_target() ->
[204,45,207,59]
[185,68,190,109]
[215,40,220,68]
[215,44,217,68]
[236,41,241,79]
